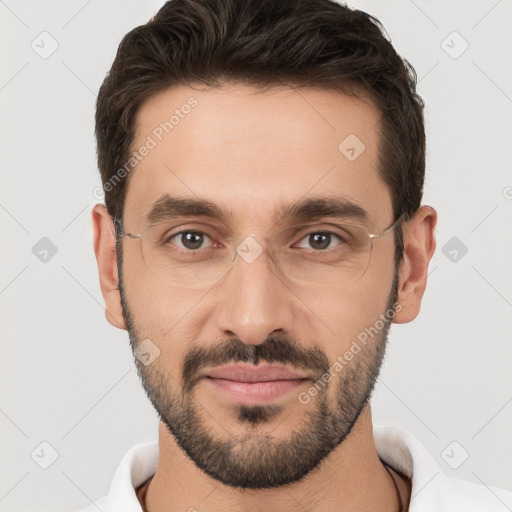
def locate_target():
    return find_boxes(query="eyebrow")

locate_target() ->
[144,193,369,227]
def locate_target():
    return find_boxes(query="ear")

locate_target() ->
[393,205,437,324]
[91,204,126,330]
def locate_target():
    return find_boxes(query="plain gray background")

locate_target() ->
[1,1,511,511]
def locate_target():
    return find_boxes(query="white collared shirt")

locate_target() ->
[75,424,512,511]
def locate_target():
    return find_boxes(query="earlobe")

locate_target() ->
[91,204,126,330]
[393,205,437,324]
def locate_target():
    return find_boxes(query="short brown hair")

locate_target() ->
[95,0,425,267]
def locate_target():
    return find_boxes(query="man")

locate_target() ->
[82,0,512,510]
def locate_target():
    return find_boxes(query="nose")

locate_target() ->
[213,237,296,346]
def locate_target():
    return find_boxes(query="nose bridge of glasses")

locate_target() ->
[231,233,279,269]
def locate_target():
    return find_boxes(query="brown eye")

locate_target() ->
[295,231,343,251]
[167,231,213,251]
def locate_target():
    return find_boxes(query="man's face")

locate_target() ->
[118,84,399,488]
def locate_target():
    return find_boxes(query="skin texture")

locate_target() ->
[92,83,437,511]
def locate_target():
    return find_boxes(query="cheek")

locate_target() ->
[124,271,205,335]
[302,284,389,345]
[122,280,197,381]
[123,245,204,352]
[295,255,395,361]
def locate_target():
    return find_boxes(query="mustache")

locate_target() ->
[182,335,331,392]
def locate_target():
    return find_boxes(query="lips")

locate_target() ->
[206,363,309,382]
[203,363,310,405]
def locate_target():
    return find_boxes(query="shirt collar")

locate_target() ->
[373,424,444,510]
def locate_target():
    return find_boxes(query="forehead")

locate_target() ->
[124,83,391,230]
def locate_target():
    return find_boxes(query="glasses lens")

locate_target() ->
[138,222,373,287]
[139,223,234,288]
[270,224,372,286]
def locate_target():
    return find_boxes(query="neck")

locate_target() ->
[142,406,410,512]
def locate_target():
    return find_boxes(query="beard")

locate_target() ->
[118,260,399,489]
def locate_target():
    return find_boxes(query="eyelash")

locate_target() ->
[164,229,345,255]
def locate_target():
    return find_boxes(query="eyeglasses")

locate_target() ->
[114,212,406,288]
